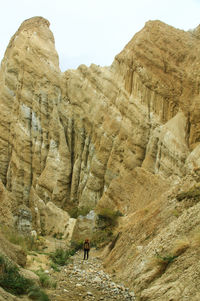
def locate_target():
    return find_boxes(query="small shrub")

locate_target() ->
[97,208,120,228]
[153,251,178,273]
[27,285,49,301]
[35,269,56,288]
[155,251,178,263]
[50,240,83,266]
[68,207,79,218]
[53,233,63,240]
[157,254,177,264]
[68,206,91,218]
[115,210,123,217]
[49,248,71,266]
[147,252,177,278]
[50,262,60,272]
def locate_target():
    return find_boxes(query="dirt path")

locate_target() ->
[32,249,135,301]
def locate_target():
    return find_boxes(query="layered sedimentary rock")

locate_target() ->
[0,16,200,299]
[1,17,199,215]
[0,17,62,211]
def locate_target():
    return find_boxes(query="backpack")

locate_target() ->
[84,241,90,250]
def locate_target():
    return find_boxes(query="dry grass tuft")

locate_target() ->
[171,238,190,256]
[146,256,172,280]
[190,228,200,247]
[0,224,39,253]
[176,185,200,202]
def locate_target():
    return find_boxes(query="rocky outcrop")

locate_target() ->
[1,17,198,219]
[0,17,62,213]
[0,16,200,300]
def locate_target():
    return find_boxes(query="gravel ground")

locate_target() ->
[47,249,135,301]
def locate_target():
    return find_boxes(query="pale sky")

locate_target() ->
[0,0,200,71]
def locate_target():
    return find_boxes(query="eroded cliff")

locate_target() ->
[1,16,200,300]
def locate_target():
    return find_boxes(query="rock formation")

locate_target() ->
[0,16,200,299]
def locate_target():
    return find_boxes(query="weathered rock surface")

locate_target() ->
[0,17,197,218]
[0,232,27,267]
[71,210,96,242]
[0,16,200,300]
[104,188,200,300]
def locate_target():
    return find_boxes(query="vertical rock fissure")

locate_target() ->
[186,112,191,147]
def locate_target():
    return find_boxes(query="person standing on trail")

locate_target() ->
[83,238,90,260]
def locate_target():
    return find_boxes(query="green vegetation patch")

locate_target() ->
[155,252,178,264]
[68,206,92,218]
[0,255,33,295]
[35,269,56,288]
[53,232,63,240]
[50,239,84,266]
[27,286,49,301]
[50,261,60,272]
[0,254,49,300]
[50,246,77,266]
[97,208,123,228]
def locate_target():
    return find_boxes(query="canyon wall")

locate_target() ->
[0,16,200,299]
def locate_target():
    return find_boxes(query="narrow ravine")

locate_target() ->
[43,249,135,301]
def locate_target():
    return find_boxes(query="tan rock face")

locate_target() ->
[39,201,75,240]
[112,21,200,128]
[0,16,200,299]
[0,17,196,215]
[71,210,96,242]
[0,17,65,223]
[0,180,13,224]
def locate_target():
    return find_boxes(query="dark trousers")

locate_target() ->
[84,249,89,260]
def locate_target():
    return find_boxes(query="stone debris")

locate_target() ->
[48,251,135,300]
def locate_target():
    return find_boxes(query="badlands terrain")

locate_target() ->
[0,16,200,300]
